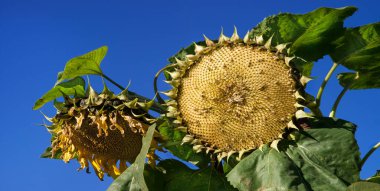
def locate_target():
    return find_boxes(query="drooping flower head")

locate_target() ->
[45,86,156,180]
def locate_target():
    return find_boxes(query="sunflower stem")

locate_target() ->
[360,142,380,170]
[309,105,323,117]
[101,73,125,91]
[329,85,350,118]
[316,62,339,110]
[102,73,165,113]
[153,64,176,105]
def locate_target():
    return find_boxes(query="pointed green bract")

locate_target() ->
[56,46,108,84]
[107,124,156,191]
[33,77,85,110]
[168,41,205,63]
[40,145,63,159]
[367,171,380,184]
[53,99,67,112]
[157,119,210,168]
[250,7,357,62]
[290,57,314,77]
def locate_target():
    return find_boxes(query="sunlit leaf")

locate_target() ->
[33,77,85,110]
[338,71,380,89]
[227,145,311,191]
[331,23,380,89]
[290,117,360,184]
[223,156,240,174]
[250,7,357,62]
[40,144,62,159]
[56,46,108,83]
[331,23,380,71]
[107,124,156,191]
[227,117,360,191]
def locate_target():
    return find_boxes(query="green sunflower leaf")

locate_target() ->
[107,124,156,191]
[33,77,85,110]
[250,7,357,62]
[331,23,380,89]
[157,159,236,191]
[227,145,312,191]
[287,118,360,187]
[331,23,380,71]
[157,119,210,168]
[227,117,360,191]
[338,71,380,89]
[56,46,108,84]
[347,182,380,191]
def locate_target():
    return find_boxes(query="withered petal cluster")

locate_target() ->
[46,87,156,180]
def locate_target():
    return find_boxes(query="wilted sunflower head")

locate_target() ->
[162,27,312,161]
[45,86,156,180]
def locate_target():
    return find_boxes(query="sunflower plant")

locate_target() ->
[34,6,380,191]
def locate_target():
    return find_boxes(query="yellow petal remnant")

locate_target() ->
[45,89,157,180]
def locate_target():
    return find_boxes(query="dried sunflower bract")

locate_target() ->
[162,27,313,161]
[45,86,156,180]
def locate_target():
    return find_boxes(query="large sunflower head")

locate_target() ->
[162,28,312,161]
[45,86,156,180]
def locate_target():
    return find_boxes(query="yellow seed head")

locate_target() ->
[178,45,297,151]
[163,29,309,160]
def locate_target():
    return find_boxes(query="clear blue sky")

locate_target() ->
[0,0,379,190]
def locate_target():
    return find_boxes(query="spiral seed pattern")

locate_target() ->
[178,45,297,151]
